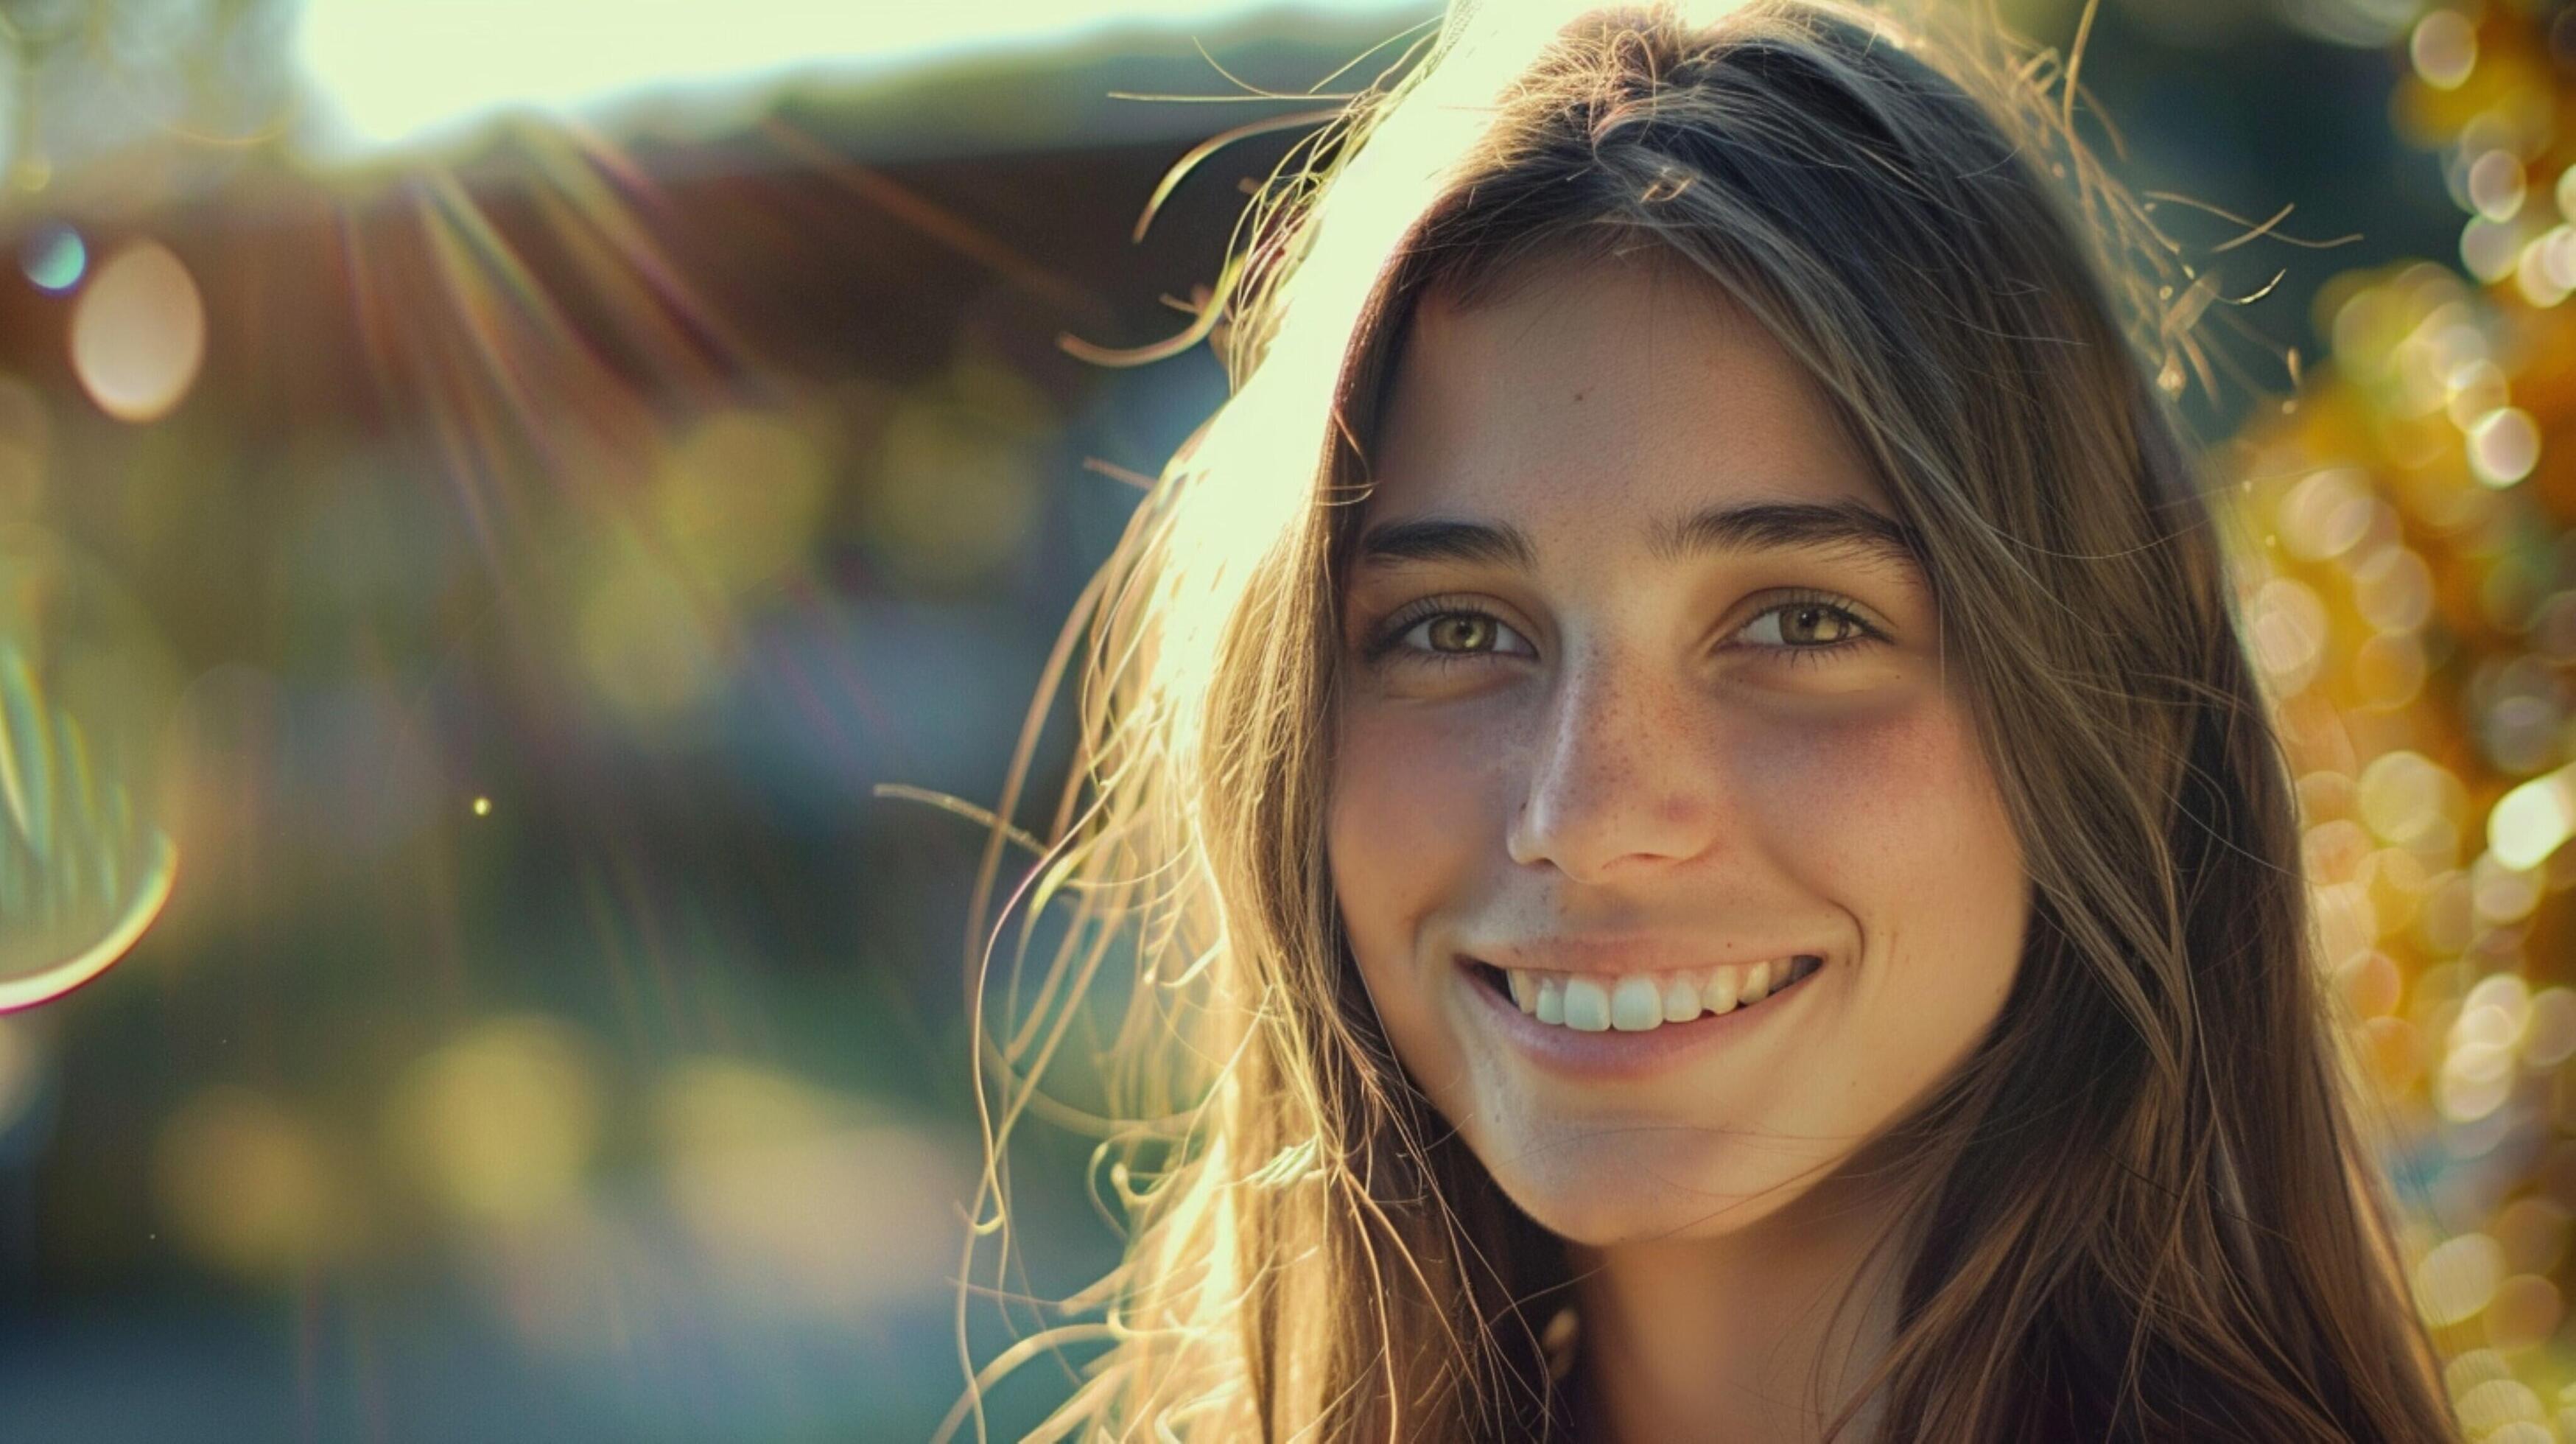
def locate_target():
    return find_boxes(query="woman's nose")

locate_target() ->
[1504,647,1727,882]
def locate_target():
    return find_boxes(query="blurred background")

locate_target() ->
[0,0,2565,1439]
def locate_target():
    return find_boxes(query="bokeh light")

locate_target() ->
[2468,406,2542,486]
[2460,1373,2549,1434]
[574,535,733,729]
[153,1086,354,1278]
[654,409,832,595]
[2412,9,2478,90]
[2470,150,2527,221]
[384,1015,603,1224]
[2492,1274,2566,1352]
[2277,466,2376,561]
[18,224,84,294]
[67,242,205,424]
[2491,767,2575,872]
[2421,1232,2510,1327]
[860,364,1050,589]
[2231,7,2576,1426]
[2250,576,2330,694]
[654,1056,962,1318]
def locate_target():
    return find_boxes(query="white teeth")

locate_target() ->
[1561,977,1611,1032]
[1610,976,1664,1031]
[1702,967,1740,1014]
[1494,957,1818,1031]
[1661,974,1701,1023]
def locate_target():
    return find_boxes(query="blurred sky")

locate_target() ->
[296,0,1422,157]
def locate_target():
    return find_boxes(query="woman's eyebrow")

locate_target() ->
[1352,499,1924,573]
[1650,499,1924,569]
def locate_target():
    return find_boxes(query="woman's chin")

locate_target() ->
[1485,1140,1829,1250]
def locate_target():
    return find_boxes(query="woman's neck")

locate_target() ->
[1568,1164,1909,1444]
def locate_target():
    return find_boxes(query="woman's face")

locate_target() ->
[1326,253,2029,1247]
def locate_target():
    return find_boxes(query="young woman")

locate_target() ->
[950,1,2459,1437]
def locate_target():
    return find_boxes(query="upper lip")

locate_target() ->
[1460,936,1828,977]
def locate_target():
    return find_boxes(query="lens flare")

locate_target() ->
[0,533,180,1012]
[0,642,178,1012]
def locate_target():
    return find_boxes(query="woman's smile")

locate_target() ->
[1454,947,1834,1082]
[1484,952,1823,1029]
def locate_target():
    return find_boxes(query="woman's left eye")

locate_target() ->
[1735,596,1876,653]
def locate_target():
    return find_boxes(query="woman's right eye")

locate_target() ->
[1373,606,1537,667]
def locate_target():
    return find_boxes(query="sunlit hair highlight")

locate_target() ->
[941,2,2457,1439]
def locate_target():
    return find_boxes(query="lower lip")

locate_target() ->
[1459,958,1827,1081]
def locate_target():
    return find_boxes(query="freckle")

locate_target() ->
[1571,389,1588,403]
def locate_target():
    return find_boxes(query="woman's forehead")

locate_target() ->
[1363,253,1892,547]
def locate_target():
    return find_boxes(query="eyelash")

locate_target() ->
[1363,589,1883,672]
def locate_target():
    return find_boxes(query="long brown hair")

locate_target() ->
[943,2,2458,1438]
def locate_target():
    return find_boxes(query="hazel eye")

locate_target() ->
[1372,604,1537,667]
[1423,614,1503,653]
[1741,600,1867,648]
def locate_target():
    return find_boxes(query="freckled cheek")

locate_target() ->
[1331,709,1503,852]
[1736,698,2023,901]
[1327,709,1507,941]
